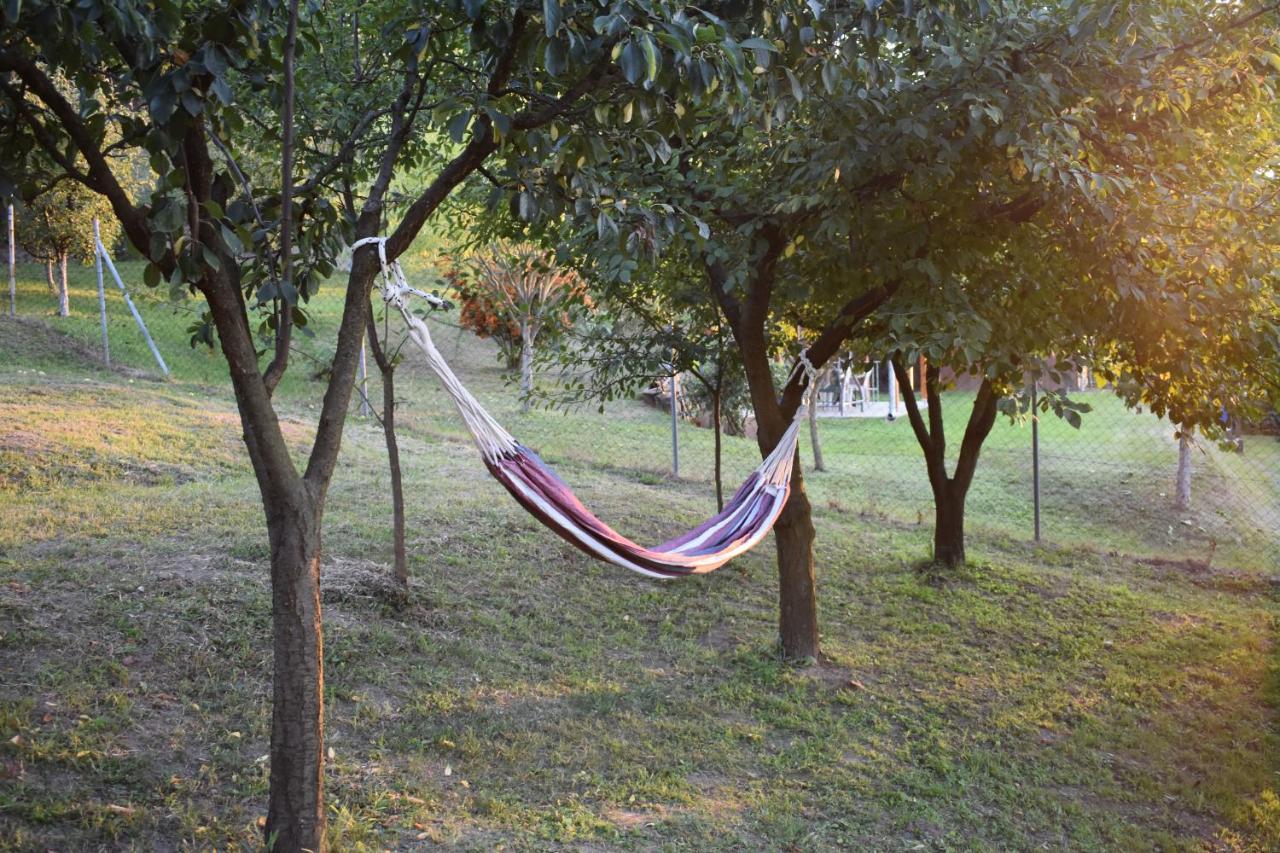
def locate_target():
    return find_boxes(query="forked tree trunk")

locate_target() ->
[519,320,534,413]
[893,357,998,571]
[265,494,326,852]
[57,253,68,316]
[1175,427,1193,510]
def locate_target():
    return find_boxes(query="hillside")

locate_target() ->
[1,311,1277,850]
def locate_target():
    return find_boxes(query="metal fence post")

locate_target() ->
[1031,380,1041,542]
[7,202,14,318]
[93,219,110,366]
[96,233,168,377]
[670,369,680,477]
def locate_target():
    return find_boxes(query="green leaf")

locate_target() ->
[738,37,777,52]
[619,41,646,85]
[446,111,471,143]
[640,34,659,83]
[2,0,18,22]
[544,38,567,77]
[149,88,177,124]
[542,0,561,37]
[144,262,160,289]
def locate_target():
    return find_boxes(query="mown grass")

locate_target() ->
[1,300,1278,849]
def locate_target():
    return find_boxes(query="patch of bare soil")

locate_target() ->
[322,556,406,606]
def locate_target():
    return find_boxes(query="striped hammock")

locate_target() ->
[354,238,806,579]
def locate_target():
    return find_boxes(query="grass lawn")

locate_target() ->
[1,259,1278,849]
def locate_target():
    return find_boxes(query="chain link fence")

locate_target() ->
[803,376,1280,574]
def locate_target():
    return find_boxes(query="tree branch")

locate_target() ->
[0,48,156,267]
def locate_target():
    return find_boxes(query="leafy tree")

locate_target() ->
[453,241,589,409]
[16,179,118,316]
[537,243,746,508]
[0,1,751,847]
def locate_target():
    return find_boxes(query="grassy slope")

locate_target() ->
[1,269,1278,850]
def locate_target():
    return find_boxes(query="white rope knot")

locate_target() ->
[797,349,819,389]
[786,346,820,393]
[352,236,446,309]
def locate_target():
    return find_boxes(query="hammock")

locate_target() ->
[354,237,810,579]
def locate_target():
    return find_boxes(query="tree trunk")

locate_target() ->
[57,254,68,316]
[808,380,825,472]
[932,483,966,568]
[1175,427,1192,510]
[382,366,408,588]
[893,358,998,571]
[519,320,533,413]
[773,474,819,660]
[265,492,327,853]
[735,328,820,659]
[44,260,55,295]
[712,387,724,511]
[367,314,407,588]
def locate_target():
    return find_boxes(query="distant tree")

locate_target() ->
[16,181,117,316]
[458,242,589,411]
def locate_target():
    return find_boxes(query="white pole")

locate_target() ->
[7,203,14,318]
[887,359,898,415]
[95,235,168,377]
[93,219,110,366]
[670,370,680,477]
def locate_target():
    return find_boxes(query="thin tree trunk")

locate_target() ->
[44,260,55,296]
[57,253,69,317]
[265,493,326,852]
[1175,427,1192,510]
[367,313,407,588]
[808,379,825,472]
[712,386,724,511]
[519,320,533,413]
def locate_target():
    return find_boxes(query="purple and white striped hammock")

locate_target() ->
[355,238,805,579]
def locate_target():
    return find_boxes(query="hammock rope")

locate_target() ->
[353,236,814,578]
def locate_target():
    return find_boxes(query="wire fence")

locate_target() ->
[4,237,1277,574]
[802,379,1280,574]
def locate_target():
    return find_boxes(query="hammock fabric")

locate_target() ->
[354,237,808,579]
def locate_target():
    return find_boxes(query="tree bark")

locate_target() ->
[519,320,533,413]
[1175,426,1192,510]
[772,476,819,659]
[808,379,825,472]
[367,312,408,588]
[44,260,55,295]
[265,491,326,853]
[932,481,966,567]
[57,254,69,316]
